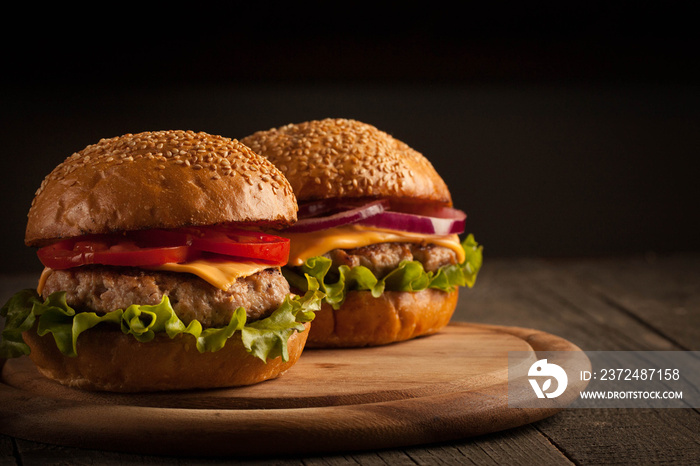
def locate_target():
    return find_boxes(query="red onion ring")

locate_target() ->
[297,199,341,219]
[289,198,467,235]
[358,210,466,235]
[297,198,390,219]
[286,199,389,233]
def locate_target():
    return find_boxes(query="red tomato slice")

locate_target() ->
[36,227,290,269]
[187,226,290,266]
[37,233,192,270]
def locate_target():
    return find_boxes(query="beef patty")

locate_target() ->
[323,242,458,278]
[41,265,290,328]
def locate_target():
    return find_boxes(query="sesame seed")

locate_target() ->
[240,118,450,203]
[33,129,295,202]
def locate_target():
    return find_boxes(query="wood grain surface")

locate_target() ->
[0,323,585,457]
[1,254,699,464]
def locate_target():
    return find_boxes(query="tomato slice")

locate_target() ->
[37,238,191,269]
[36,227,291,269]
[187,226,290,266]
[37,230,193,270]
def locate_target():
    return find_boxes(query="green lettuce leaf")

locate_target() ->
[283,234,483,310]
[0,289,40,358]
[0,282,323,363]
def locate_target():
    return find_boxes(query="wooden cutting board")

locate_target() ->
[0,323,585,457]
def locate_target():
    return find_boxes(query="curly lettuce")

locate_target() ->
[283,234,483,310]
[0,280,323,363]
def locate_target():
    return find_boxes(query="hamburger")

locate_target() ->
[241,118,482,348]
[0,130,322,392]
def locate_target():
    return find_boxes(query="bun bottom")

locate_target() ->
[306,289,458,348]
[23,322,310,392]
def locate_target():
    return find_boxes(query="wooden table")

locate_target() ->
[1,254,699,465]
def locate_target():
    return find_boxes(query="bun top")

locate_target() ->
[241,118,451,205]
[26,130,297,246]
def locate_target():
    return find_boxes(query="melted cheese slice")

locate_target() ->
[281,224,465,266]
[37,267,52,296]
[151,259,273,290]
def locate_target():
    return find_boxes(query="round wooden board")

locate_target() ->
[0,323,585,457]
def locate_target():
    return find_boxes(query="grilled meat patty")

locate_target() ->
[41,265,290,328]
[323,242,458,278]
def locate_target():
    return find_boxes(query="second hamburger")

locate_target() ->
[242,118,482,348]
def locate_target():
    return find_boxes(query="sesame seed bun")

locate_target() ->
[26,130,297,247]
[305,289,458,348]
[241,118,452,205]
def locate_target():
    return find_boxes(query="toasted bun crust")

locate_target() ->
[26,130,297,247]
[241,118,452,205]
[305,289,458,348]
[22,322,310,392]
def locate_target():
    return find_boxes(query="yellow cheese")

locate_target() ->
[281,224,465,266]
[37,267,53,295]
[152,259,273,290]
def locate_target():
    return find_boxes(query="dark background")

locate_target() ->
[2,4,698,274]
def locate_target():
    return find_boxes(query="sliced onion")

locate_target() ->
[358,210,466,235]
[297,198,388,219]
[286,199,389,233]
[390,202,467,221]
[297,199,342,219]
